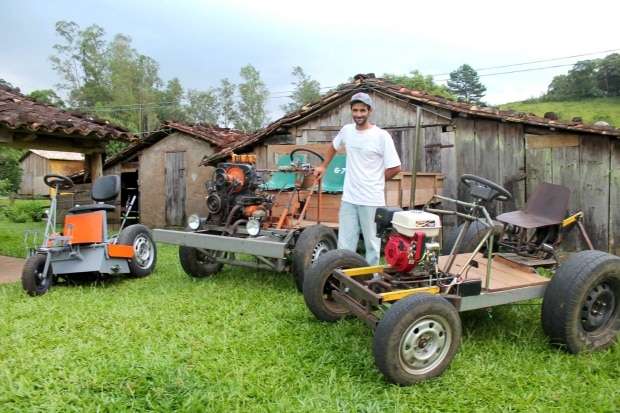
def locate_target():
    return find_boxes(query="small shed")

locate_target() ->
[19,150,85,196]
[206,74,620,254]
[97,122,249,228]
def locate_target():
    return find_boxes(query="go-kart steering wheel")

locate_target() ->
[460,174,512,202]
[44,174,74,190]
[289,148,325,167]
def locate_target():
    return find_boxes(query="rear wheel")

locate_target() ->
[21,254,52,296]
[303,249,368,322]
[118,224,157,277]
[373,293,462,385]
[179,246,224,278]
[541,250,620,353]
[292,225,338,292]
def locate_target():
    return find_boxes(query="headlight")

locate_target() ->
[246,218,261,236]
[187,214,201,230]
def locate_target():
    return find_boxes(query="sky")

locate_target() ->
[1,0,619,120]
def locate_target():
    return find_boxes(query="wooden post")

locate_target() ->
[86,152,103,182]
[409,108,422,208]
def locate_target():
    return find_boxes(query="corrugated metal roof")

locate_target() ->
[0,84,136,141]
[202,74,620,165]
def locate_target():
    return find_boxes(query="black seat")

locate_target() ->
[68,175,120,214]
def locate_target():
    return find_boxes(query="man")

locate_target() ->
[314,92,401,265]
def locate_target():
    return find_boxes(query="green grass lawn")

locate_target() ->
[500,97,620,127]
[0,199,48,258]
[1,240,619,411]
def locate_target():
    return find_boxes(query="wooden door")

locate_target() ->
[165,151,186,227]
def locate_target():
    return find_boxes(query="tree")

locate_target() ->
[596,53,620,97]
[566,60,601,99]
[0,148,23,195]
[235,64,269,131]
[28,89,65,107]
[447,64,487,103]
[384,70,454,99]
[281,66,321,113]
[217,78,237,127]
[157,78,187,122]
[186,88,219,124]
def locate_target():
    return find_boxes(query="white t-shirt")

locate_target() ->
[332,124,401,206]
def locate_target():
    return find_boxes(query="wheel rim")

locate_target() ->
[399,315,452,375]
[311,240,331,264]
[133,235,154,269]
[581,281,617,332]
[34,260,51,291]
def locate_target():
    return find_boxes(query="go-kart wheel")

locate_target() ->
[179,246,224,278]
[291,224,338,292]
[460,174,512,202]
[118,224,157,277]
[43,174,74,190]
[303,249,368,322]
[542,250,620,353]
[22,254,53,296]
[373,293,462,385]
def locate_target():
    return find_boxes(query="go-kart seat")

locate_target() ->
[496,182,570,229]
[67,175,120,214]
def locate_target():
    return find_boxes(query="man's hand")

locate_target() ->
[313,165,326,179]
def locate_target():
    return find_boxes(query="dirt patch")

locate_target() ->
[0,256,24,284]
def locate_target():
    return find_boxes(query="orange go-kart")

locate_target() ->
[21,174,157,296]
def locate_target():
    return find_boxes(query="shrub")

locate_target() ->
[3,201,46,223]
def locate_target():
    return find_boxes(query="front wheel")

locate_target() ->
[22,254,53,296]
[118,224,157,277]
[541,250,620,353]
[179,246,224,278]
[373,293,462,385]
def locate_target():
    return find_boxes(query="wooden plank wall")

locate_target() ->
[611,140,620,255]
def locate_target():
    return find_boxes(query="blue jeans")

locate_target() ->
[338,201,381,265]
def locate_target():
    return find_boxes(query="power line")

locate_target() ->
[433,62,578,81]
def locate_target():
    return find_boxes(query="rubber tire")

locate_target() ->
[441,220,503,255]
[541,250,620,353]
[303,249,368,322]
[118,224,157,277]
[21,254,52,296]
[373,293,462,385]
[179,246,224,278]
[292,224,338,292]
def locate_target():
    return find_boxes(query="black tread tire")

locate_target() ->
[21,254,52,296]
[441,220,503,255]
[373,293,462,385]
[303,249,368,322]
[118,224,157,277]
[292,224,338,292]
[541,250,620,353]
[179,246,224,278]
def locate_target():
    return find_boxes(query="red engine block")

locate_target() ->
[384,231,426,272]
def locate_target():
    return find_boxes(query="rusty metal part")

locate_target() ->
[496,183,570,229]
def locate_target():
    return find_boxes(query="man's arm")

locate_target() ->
[385,165,401,181]
[313,145,337,178]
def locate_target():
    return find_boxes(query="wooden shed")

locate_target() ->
[94,122,249,228]
[205,74,620,254]
[19,150,85,196]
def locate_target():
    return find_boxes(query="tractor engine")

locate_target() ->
[205,162,272,226]
[375,208,442,274]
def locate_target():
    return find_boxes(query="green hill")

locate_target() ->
[500,97,620,128]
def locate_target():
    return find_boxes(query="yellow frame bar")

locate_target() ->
[341,265,387,277]
[561,211,583,228]
[380,286,440,303]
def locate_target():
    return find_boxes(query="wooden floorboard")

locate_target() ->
[439,253,548,292]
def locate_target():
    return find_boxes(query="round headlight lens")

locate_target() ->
[187,214,201,230]
[246,218,260,236]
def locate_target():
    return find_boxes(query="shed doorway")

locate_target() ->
[165,151,186,227]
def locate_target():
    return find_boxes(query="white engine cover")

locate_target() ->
[391,210,442,238]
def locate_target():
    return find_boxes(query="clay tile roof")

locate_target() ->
[0,84,136,141]
[103,121,250,168]
[202,73,620,165]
